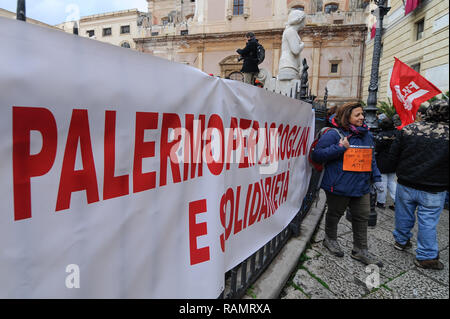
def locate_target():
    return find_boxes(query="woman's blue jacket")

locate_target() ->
[311,122,382,197]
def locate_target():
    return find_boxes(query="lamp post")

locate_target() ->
[365,0,391,129]
[73,21,79,35]
[347,0,390,227]
[16,0,26,21]
[367,0,390,227]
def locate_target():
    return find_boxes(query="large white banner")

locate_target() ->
[0,17,314,298]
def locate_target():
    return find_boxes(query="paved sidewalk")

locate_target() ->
[280,192,449,299]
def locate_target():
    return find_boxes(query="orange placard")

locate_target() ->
[343,146,373,172]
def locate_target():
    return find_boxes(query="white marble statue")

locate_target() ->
[277,10,306,95]
[278,10,306,80]
[256,10,307,94]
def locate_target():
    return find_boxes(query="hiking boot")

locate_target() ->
[414,258,444,270]
[323,236,344,257]
[351,249,383,268]
[376,202,386,209]
[394,239,412,251]
[388,204,395,210]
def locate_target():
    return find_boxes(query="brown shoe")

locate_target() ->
[414,258,444,270]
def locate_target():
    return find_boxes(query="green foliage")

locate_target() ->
[246,286,257,299]
[427,91,449,103]
[376,98,397,119]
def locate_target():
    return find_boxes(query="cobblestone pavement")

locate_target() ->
[280,197,449,299]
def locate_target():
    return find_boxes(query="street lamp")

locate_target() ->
[365,0,391,129]
[16,0,26,21]
[367,0,390,226]
[73,21,79,35]
[347,0,390,227]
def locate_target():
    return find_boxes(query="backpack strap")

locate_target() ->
[329,127,344,140]
[314,127,345,191]
[319,127,344,140]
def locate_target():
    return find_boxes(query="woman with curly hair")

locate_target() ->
[312,102,384,267]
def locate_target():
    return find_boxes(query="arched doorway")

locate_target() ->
[219,55,244,81]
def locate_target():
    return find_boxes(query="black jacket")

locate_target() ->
[387,120,449,192]
[236,38,259,73]
[374,129,398,174]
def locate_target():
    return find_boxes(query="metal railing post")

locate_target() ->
[16,0,26,21]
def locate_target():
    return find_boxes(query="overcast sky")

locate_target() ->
[1,0,148,25]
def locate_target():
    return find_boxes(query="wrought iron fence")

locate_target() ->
[222,63,328,299]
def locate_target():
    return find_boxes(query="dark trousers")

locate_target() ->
[325,191,370,250]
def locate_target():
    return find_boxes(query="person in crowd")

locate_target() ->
[325,104,338,127]
[374,116,398,210]
[236,32,260,85]
[392,114,402,129]
[312,102,384,267]
[254,79,264,88]
[388,100,449,270]
[416,104,428,122]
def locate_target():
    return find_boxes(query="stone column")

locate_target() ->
[194,0,205,23]
[272,40,281,77]
[197,46,204,71]
[311,39,322,97]
[351,36,364,100]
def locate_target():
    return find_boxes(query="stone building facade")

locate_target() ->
[135,0,371,103]
[362,0,449,104]
[56,9,146,50]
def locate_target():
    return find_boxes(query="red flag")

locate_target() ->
[390,57,442,129]
[405,0,420,15]
[370,24,376,39]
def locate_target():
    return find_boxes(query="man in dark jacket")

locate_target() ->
[236,32,259,85]
[388,99,449,270]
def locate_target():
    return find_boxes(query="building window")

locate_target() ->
[411,63,421,73]
[330,63,339,73]
[324,3,339,13]
[161,17,169,25]
[316,0,323,11]
[121,25,130,34]
[292,5,304,11]
[329,60,341,75]
[415,19,424,40]
[233,0,244,16]
[86,30,95,37]
[102,27,112,36]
